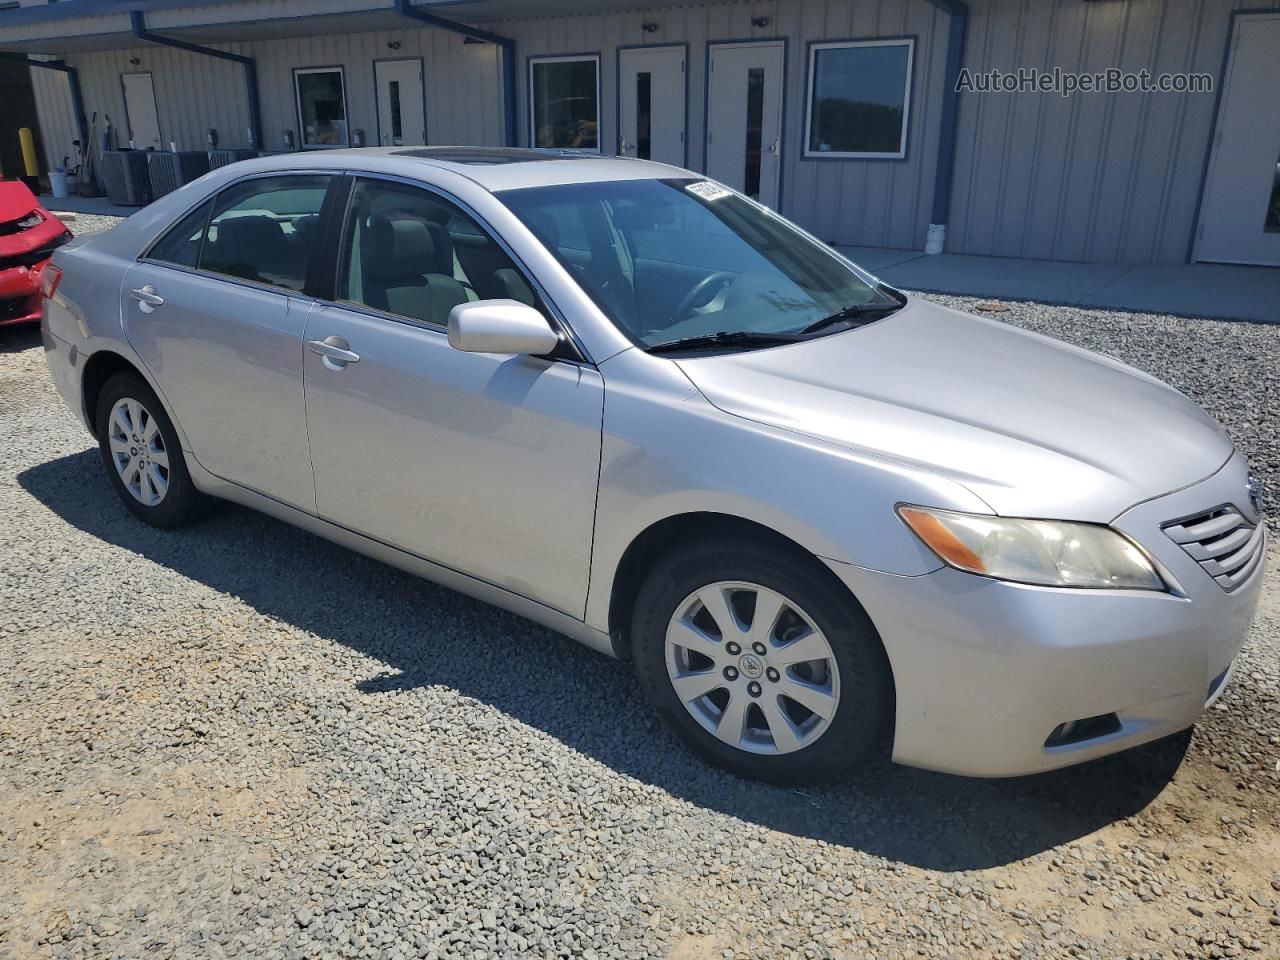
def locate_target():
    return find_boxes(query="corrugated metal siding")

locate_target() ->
[25,25,503,160]
[948,0,1235,264]
[500,0,948,250]
[14,0,1244,264]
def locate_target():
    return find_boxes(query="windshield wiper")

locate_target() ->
[800,298,904,336]
[647,330,805,355]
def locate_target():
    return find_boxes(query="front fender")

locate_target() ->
[584,350,991,633]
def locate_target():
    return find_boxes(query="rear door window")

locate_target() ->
[198,175,333,292]
[146,199,213,268]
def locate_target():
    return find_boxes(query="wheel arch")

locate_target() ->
[81,350,144,438]
[604,511,884,664]
[79,349,189,452]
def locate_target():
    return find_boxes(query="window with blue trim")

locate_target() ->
[804,39,914,159]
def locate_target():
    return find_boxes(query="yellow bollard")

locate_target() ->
[19,127,39,177]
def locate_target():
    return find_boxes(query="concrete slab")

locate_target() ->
[1079,263,1280,324]
[836,246,1280,324]
[838,246,925,272]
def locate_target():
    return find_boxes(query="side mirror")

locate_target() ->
[447,299,560,356]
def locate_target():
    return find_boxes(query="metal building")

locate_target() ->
[1,0,1277,267]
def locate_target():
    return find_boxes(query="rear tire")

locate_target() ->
[95,372,206,528]
[631,538,892,784]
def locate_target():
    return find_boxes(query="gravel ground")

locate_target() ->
[1,259,1279,959]
[47,212,125,237]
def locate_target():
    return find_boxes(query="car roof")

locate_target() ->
[248,146,694,193]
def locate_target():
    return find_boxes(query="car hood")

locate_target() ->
[0,181,71,262]
[673,297,1233,522]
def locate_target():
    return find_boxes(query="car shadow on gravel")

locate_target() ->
[20,450,1191,871]
[0,325,42,354]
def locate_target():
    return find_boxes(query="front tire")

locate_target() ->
[631,539,892,784]
[95,372,206,528]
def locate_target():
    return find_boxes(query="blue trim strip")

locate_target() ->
[927,0,968,228]
[0,52,89,148]
[0,0,248,29]
[393,0,516,148]
[129,10,262,148]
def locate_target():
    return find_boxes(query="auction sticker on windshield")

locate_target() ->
[686,181,733,202]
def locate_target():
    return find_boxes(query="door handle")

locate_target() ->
[130,285,164,312]
[768,138,780,156]
[307,336,361,366]
[620,138,633,154]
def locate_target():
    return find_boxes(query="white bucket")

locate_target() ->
[49,169,69,199]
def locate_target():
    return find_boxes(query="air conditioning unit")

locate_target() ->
[208,148,256,170]
[146,151,210,199]
[100,150,152,206]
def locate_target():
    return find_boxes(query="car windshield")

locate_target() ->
[497,178,897,350]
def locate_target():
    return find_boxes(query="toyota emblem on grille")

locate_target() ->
[1246,473,1264,521]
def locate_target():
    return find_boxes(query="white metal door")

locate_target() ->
[705,42,784,207]
[618,45,686,166]
[121,72,161,150]
[374,59,426,147]
[1195,14,1280,266]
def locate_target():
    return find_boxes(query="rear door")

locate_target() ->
[122,173,336,510]
[301,175,604,617]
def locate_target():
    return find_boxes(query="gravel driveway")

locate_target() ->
[1,279,1278,959]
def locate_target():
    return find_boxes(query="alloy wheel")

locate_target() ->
[664,581,841,755]
[107,396,170,507]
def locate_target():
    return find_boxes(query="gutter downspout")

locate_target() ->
[129,10,263,149]
[394,0,517,148]
[924,0,969,255]
[1,53,89,152]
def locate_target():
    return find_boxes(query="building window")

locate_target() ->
[804,39,914,159]
[294,67,349,149]
[529,55,600,151]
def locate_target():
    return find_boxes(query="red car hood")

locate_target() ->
[0,181,71,259]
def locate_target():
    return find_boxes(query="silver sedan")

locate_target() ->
[41,148,1266,783]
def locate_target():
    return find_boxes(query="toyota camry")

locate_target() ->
[41,148,1266,783]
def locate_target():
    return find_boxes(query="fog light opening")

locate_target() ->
[1044,713,1122,748]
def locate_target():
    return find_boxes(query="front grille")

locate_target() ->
[1163,505,1264,591]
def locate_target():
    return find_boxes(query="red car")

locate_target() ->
[0,181,72,326]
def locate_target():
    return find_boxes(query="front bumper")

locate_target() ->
[0,262,44,326]
[827,452,1266,778]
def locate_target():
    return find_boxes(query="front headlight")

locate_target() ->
[897,505,1164,590]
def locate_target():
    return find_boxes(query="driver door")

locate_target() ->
[303,177,604,617]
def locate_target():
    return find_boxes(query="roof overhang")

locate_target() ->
[0,0,697,53]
